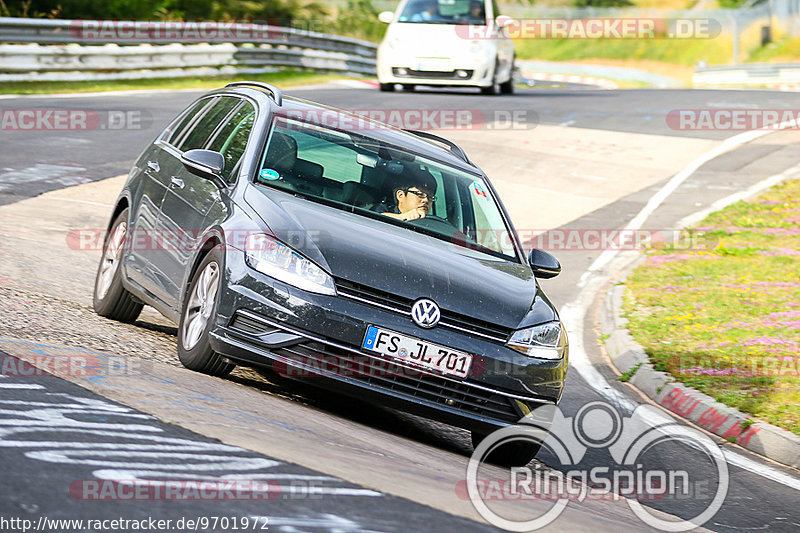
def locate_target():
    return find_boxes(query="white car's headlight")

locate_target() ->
[507,321,565,359]
[245,234,335,296]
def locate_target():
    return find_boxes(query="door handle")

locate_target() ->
[170,176,185,189]
[147,161,160,173]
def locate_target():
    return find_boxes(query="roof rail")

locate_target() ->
[225,81,283,106]
[404,129,471,165]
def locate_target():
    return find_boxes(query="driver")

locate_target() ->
[373,170,438,221]
[410,0,443,22]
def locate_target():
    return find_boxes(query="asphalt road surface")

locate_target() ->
[1,83,799,532]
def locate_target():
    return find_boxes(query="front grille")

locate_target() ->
[393,68,474,80]
[273,340,521,423]
[334,278,512,343]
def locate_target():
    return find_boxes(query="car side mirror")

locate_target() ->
[528,249,561,279]
[495,15,513,28]
[181,149,225,186]
[378,11,394,23]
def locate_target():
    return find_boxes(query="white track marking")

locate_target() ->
[578,118,798,288]
[563,119,800,490]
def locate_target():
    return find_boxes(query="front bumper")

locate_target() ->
[210,249,567,432]
[377,51,495,87]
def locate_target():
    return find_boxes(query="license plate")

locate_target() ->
[362,325,472,378]
[416,58,449,71]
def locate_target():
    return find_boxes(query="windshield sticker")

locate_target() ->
[471,181,488,199]
[260,168,280,181]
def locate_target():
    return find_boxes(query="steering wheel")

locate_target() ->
[408,215,456,233]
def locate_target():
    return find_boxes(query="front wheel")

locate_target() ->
[93,208,143,323]
[471,430,541,467]
[480,61,500,95]
[177,248,235,377]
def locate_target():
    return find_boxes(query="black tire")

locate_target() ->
[401,84,416,92]
[480,61,500,95]
[93,208,143,323]
[471,430,541,467]
[500,60,515,95]
[379,83,395,92]
[177,248,235,377]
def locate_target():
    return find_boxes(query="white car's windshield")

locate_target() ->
[257,115,519,262]
[398,0,487,25]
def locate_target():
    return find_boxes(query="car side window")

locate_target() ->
[176,97,240,153]
[206,101,256,183]
[160,98,214,145]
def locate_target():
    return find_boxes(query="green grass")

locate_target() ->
[748,35,800,63]
[618,363,643,383]
[623,178,800,435]
[0,70,354,95]
[515,35,734,66]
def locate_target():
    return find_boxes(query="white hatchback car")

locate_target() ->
[376,0,516,94]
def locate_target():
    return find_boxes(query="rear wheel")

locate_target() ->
[93,208,143,323]
[401,84,416,92]
[471,430,541,467]
[379,83,395,92]
[500,59,515,94]
[177,248,235,377]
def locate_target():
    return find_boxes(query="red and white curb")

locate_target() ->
[521,71,618,89]
[335,76,620,90]
[334,79,379,88]
[600,164,800,470]
[602,277,800,469]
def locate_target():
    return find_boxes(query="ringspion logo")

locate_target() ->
[464,402,728,531]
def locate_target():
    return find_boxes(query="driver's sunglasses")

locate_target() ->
[405,188,437,202]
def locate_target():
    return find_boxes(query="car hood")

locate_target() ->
[245,186,538,328]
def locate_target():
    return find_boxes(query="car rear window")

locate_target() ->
[176,97,241,153]
[207,101,257,183]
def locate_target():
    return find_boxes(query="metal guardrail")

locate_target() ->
[694,62,800,88]
[0,17,378,81]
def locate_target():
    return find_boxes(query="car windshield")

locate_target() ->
[397,0,487,25]
[256,115,519,262]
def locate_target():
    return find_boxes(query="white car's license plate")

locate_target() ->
[416,58,449,71]
[362,325,472,378]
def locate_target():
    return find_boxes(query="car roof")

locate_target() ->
[208,84,482,175]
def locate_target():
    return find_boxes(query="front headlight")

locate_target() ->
[245,234,335,296]
[507,321,565,359]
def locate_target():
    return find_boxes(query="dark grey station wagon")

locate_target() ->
[93,82,568,465]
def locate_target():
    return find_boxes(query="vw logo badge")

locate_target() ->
[411,299,440,328]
